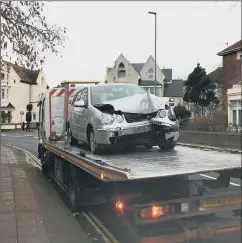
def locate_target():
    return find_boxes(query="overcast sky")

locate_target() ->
[42,1,241,87]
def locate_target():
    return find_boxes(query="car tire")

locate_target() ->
[69,129,78,146]
[88,130,99,154]
[158,140,177,150]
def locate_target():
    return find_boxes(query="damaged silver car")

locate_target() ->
[68,83,179,154]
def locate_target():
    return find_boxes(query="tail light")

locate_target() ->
[116,200,125,211]
[140,205,169,220]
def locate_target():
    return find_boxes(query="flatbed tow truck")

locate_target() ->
[37,81,241,243]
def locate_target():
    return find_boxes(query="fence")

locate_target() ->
[179,130,241,150]
[1,122,38,131]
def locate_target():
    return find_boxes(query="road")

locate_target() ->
[1,130,241,243]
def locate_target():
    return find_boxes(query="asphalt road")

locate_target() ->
[1,130,241,243]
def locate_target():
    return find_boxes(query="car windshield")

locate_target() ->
[90,84,147,105]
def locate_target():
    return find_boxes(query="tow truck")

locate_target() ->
[37,81,241,243]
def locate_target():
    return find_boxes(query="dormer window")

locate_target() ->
[117,62,126,78]
[148,68,154,80]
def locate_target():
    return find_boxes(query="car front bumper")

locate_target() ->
[94,120,179,146]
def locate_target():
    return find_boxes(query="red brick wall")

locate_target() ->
[222,52,241,90]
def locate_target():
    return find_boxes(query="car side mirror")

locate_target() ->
[74,99,86,108]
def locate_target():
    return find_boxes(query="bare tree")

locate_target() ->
[1,1,67,69]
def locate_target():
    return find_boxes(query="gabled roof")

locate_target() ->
[131,63,145,74]
[3,61,40,85]
[217,40,241,56]
[139,80,162,86]
[1,102,15,109]
[161,68,172,81]
[207,67,223,84]
[163,79,185,97]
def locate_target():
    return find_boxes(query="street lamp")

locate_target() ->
[148,11,157,96]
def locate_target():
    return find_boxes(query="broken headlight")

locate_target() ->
[158,110,167,118]
[100,113,114,125]
[167,107,177,121]
[115,114,124,123]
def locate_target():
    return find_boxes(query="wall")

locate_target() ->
[106,54,140,84]
[1,66,30,123]
[222,52,241,90]
[179,130,241,150]
[139,56,164,83]
[31,69,48,123]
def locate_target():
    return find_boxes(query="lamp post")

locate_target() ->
[148,11,157,96]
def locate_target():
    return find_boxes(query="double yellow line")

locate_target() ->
[82,212,119,243]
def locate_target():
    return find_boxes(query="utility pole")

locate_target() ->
[148,11,157,96]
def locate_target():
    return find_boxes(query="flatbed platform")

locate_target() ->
[43,141,241,181]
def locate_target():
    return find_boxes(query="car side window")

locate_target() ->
[80,88,88,105]
[72,88,88,106]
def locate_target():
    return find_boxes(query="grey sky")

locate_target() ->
[42,1,241,87]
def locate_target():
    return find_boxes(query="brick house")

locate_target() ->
[217,40,241,90]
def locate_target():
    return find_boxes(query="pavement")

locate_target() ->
[0,145,91,243]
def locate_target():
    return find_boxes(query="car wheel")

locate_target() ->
[88,130,99,154]
[69,129,78,146]
[158,140,177,150]
[145,144,153,149]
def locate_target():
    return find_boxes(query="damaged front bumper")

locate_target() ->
[95,119,179,146]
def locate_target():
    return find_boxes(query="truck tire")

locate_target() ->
[68,166,79,212]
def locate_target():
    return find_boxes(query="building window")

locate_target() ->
[41,77,44,85]
[148,68,154,80]
[231,100,241,126]
[33,112,36,121]
[1,89,5,99]
[237,51,241,60]
[6,89,8,99]
[117,62,126,78]
[140,86,161,96]
[1,73,5,79]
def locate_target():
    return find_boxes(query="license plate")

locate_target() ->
[201,195,241,208]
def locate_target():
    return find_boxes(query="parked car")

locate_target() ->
[68,83,179,154]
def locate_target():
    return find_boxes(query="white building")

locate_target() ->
[1,61,48,124]
[106,54,165,97]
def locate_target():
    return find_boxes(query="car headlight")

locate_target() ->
[158,110,167,118]
[100,113,114,125]
[167,107,177,121]
[115,114,124,123]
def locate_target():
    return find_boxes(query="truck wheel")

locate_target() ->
[68,168,79,212]
[158,140,177,150]
[88,130,99,154]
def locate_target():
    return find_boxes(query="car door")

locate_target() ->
[75,87,89,141]
[69,91,81,137]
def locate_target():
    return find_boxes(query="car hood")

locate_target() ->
[100,93,169,114]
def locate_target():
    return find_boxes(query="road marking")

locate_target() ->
[89,212,119,243]
[82,212,111,243]
[199,174,240,187]
[6,144,42,169]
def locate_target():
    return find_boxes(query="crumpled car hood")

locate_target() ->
[101,93,169,114]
